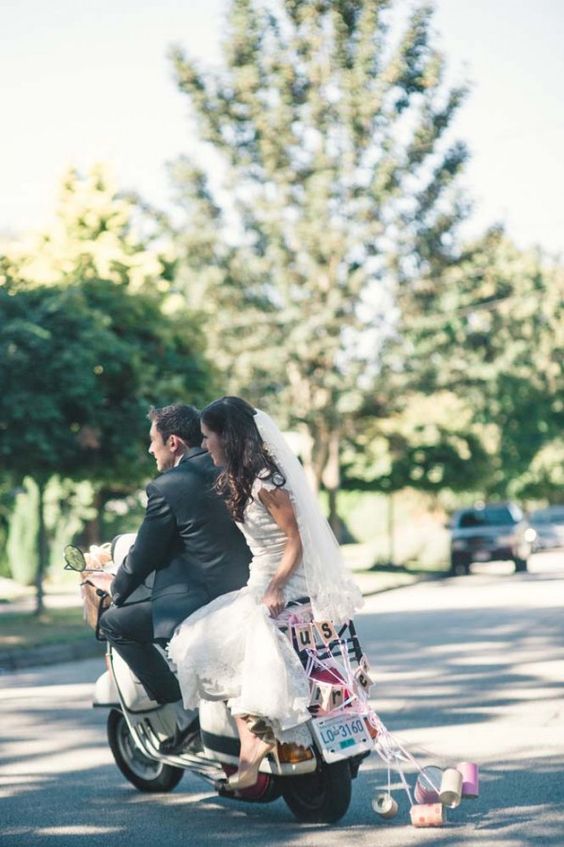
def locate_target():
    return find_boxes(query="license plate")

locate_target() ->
[473,550,490,561]
[310,713,374,763]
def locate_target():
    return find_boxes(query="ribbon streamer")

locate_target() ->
[281,610,427,807]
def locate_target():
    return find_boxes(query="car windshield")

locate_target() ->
[458,507,517,528]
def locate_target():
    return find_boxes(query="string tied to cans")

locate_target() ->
[300,636,481,828]
[279,607,479,828]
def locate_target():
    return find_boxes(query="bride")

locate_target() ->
[167,396,362,789]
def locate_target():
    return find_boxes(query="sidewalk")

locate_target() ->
[0,568,432,613]
[0,568,441,673]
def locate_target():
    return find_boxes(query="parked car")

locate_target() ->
[528,505,564,551]
[448,502,535,576]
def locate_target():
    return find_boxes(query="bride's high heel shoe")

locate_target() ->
[227,738,277,790]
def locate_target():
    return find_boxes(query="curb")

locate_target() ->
[354,568,447,598]
[0,571,447,674]
[0,637,105,674]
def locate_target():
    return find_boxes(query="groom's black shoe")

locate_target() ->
[159,716,201,755]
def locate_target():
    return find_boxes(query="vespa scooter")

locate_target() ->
[64,543,376,823]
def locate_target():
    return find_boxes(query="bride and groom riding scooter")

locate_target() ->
[68,400,376,823]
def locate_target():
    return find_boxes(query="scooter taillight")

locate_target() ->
[277,742,315,764]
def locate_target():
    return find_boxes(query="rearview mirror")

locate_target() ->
[63,544,87,572]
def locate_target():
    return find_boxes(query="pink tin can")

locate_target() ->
[414,766,442,804]
[410,802,445,827]
[457,761,479,798]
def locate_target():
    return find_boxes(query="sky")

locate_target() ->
[1,0,563,254]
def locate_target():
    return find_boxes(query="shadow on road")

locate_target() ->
[1,565,563,846]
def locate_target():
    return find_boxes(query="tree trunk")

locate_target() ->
[387,492,395,566]
[81,487,111,547]
[322,429,342,541]
[291,419,343,540]
[34,479,48,616]
[296,423,320,494]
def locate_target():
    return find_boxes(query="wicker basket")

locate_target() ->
[81,580,110,631]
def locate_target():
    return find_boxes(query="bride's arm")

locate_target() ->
[258,487,302,617]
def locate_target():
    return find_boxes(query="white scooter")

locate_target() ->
[64,542,376,823]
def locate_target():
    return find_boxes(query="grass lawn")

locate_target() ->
[0,607,92,653]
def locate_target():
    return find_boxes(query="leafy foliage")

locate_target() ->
[3,165,163,290]
[169,0,468,524]
[0,167,212,603]
[386,228,564,500]
[0,276,209,485]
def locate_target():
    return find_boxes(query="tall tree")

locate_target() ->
[169,0,468,530]
[1,165,214,610]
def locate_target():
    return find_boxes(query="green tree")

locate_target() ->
[6,477,98,586]
[0,479,18,578]
[387,228,564,501]
[4,165,164,291]
[0,275,209,612]
[342,391,493,496]
[169,0,468,531]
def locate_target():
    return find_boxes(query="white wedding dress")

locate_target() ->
[167,477,312,746]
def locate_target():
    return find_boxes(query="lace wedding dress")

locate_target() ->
[167,477,312,746]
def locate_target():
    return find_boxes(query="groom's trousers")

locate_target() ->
[99,600,182,705]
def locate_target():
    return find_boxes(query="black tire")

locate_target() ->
[107,709,184,793]
[514,557,528,573]
[450,553,471,576]
[282,758,352,823]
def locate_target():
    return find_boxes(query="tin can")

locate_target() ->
[372,793,399,819]
[439,767,463,808]
[457,761,479,798]
[414,766,442,804]
[410,802,445,827]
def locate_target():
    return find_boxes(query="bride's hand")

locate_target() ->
[261,584,285,618]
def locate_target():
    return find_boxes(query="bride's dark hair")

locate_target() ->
[201,396,285,522]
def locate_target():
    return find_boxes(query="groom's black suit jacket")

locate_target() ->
[111,447,251,640]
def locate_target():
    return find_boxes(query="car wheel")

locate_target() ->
[450,553,470,576]
[514,557,528,573]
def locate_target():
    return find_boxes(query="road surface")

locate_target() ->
[1,552,563,846]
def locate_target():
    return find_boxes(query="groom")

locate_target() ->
[97,403,251,753]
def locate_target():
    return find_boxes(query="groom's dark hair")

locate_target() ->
[147,404,202,447]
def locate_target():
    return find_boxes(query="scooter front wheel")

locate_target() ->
[107,709,184,793]
[281,758,352,823]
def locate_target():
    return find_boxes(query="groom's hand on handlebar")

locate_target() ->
[82,571,114,596]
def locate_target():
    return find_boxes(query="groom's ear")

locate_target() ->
[169,434,188,455]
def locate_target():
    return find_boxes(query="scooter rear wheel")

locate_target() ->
[281,758,352,823]
[107,709,184,793]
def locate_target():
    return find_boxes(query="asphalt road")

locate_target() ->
[1,552,563,847]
